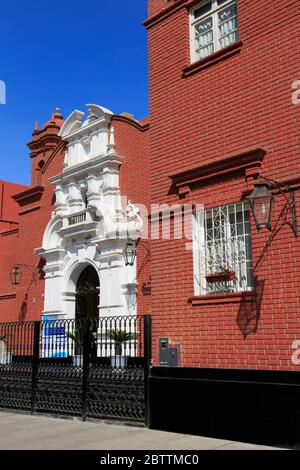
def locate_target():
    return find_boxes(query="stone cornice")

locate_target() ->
[146,0,233,29]
[35,247,66,258]
[50,154,124,185]
[12,186,45,207]
[27,129,62,155]
[169,148,266,196]
[144,0,187,29]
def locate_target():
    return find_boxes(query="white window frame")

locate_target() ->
[192,201,253,296]
[189,0,239,64]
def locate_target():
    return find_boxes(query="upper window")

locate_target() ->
[192,201,253,295]
[190,0,239,63]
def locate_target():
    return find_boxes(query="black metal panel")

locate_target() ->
[0,322,34,411]
[149,367,300,446]
[87,366,145,421]
[0,361,33,410]
[0,316,150,423]
[35,365,83,416]
[85,316,146,421]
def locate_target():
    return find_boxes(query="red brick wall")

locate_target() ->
[148,0,175,18]
[146,0,300,369]
[0,180,28,230]
[0,138,65,322]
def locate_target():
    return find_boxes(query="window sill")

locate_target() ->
[188,290,257,306]
[182,40,243,78]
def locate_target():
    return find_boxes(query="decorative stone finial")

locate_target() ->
[53,107,63,119]
[107,126,116,154]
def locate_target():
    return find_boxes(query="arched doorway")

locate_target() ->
[75,265,100,321]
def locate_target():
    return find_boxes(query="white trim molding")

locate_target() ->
[189,0,239,63]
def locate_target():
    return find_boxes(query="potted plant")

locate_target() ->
[206,265,236,284]
[66,329,83,367]
[106,329,136,368]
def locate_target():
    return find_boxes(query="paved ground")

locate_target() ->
[0,411,279,450]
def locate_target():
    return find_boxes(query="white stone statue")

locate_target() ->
[127,200,143,231]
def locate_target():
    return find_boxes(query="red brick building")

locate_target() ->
[0,0,299,374]
[145,0,300,370]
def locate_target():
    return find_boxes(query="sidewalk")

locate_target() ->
[0,411,279,450]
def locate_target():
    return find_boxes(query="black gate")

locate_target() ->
[0,315,151,423]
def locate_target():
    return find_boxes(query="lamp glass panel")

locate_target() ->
[253,196,272,227]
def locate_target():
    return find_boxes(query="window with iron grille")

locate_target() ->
[192,201,253,295]
[190,0,239,63]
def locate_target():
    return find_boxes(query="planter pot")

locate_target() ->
[72,355,83,367]
[206,271,236,283]
[0,341,10,365]
[0,340,6,355]
[0,352,12,365]
[111,356,128,369]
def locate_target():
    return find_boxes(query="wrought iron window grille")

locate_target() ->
[194,201,253,295]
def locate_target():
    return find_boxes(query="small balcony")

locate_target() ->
[68,212,87,226]
[58,209,103,240]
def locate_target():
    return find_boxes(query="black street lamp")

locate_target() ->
[249,182,274,231]
[124,241,137,266]
[248,176,298,236]
[10,266,23,286]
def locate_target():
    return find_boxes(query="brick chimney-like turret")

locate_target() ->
[27,108,64,186]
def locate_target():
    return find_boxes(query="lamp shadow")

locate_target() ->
[236,277,265,339]
[236,192,295,339]
[18,300,28,322]
[18,259,45,322]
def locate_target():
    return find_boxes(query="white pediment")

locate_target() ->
[58,110,85,137]
[59,104,113,169]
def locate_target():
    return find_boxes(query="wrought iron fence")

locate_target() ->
[0,315,151,423]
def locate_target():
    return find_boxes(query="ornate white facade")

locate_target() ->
[36,104,142,320]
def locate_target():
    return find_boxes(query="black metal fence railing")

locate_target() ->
[0,321,35,360]
[0,321,35,411]
[0,315,152,423]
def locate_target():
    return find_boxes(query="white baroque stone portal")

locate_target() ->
[35,104,142,321]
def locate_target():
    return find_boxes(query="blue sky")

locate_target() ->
[0,0,148,185]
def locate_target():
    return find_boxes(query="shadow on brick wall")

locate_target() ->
[236,277,265,339]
